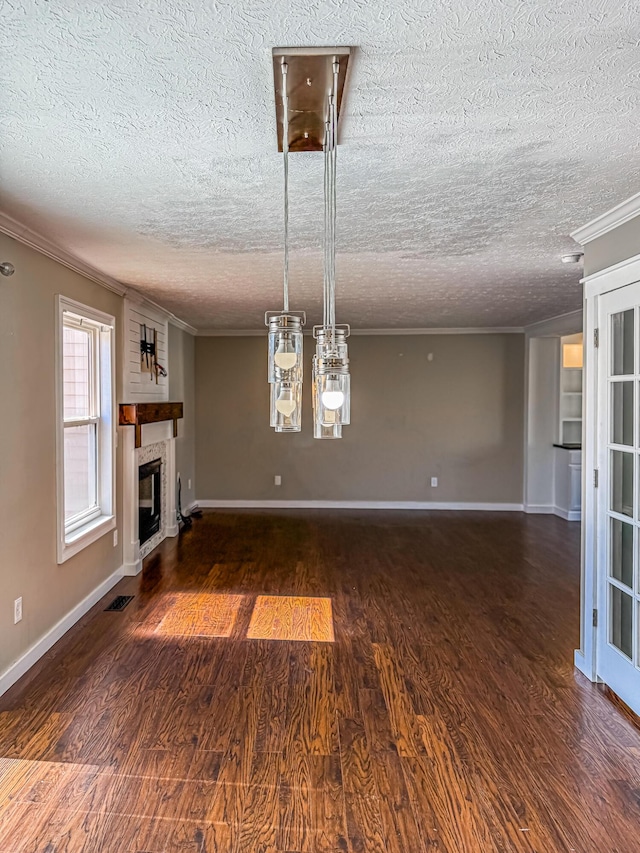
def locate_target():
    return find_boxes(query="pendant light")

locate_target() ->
[313,57,350,439]
[266,58,305,432]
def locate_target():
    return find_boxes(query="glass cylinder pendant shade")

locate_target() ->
[266,312,305,433]
[313,354,350,432]
[312,326,351,438]
[311,358,341,438]
[267,314,304,383]
[270,380,302,432]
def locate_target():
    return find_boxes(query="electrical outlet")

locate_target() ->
[113,529,118,547]
[431,477,438,487]
[14,597,22,624]
[274,475,282,486]
[188,479,192,490]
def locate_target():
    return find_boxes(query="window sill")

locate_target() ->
[58,514,116,564]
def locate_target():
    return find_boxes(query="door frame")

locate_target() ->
[578,252,640,683]
[523,312,583,518]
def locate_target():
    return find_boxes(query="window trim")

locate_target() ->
[56,296,116,564]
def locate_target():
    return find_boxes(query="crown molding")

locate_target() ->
[124,288,197,335]
[198,328,265,336]
[0,211,197,335]
[571,192,640,245]
[166,314,198,335]
[197,325,525,336]
[524,309,583,338]
[0,210,127,295]
[350,326,524,335]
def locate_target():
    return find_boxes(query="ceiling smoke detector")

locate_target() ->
[561,253,584,264]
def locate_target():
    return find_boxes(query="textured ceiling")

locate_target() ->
[2,1,640,330]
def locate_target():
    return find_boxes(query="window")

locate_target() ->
[57,296,115,563]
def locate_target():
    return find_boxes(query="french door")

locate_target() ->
[597,281,640,712]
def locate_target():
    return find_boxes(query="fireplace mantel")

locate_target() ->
[119,402,184,448]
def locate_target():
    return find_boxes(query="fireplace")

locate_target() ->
[121,419,179,575]
[139,459,162,545]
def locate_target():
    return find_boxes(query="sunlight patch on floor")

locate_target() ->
[247,595,335,642]
[154,593,245,638]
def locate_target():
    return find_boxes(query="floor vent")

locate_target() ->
[105,595,134,612]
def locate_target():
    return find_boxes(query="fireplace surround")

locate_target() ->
[120,420,179,575]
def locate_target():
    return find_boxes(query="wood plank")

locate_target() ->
[283,645,339,756]
[371,642,425,757]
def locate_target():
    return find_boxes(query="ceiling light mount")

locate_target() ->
[561,252,584,264]
[272,46,351,152]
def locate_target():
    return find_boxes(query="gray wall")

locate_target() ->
[584,215,640,276]
[0,233,124,679]
[195,333,525,503]
[168,323,196,510]
[0,233,197,685]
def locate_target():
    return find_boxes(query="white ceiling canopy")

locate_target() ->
[2,1,639,330]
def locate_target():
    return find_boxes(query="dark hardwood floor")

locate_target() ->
[1,510,639,852]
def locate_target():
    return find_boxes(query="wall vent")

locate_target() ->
[105,595,134,612]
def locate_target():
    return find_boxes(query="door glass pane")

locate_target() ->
[612,309,634,376]
[611,585,633,659]
[611,382,634,446]
[611,450,634,517]
[64,424,97,520]
[611,519,634,588]
[63,326,91,419]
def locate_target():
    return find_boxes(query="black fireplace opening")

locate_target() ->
[139,458,162,545]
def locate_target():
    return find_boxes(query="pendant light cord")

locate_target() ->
[330,59,339,339]
[323,123,330,329]
[281,58,290,313]
[322,59,340,346]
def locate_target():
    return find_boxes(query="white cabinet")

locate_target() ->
[552,333,583,520]
[558,333,583,446]
[553,447,582,521]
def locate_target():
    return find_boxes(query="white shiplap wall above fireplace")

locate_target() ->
[123,298,168,403]
[120,297,178,576]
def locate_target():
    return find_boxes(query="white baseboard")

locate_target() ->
[196,499,524,511]
[122,560,142,576]
[524,504,581,521]
[0,565,124,698]
[524,504,555,514]
[554,506,582,522]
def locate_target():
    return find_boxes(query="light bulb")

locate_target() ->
[275,388,297,417]
[274,341,297,370]
[321,383,345,411]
